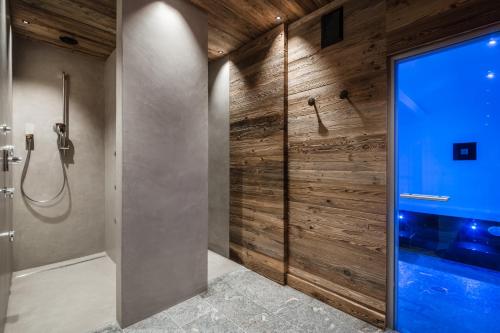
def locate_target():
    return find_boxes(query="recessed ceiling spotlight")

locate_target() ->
[22,19,30,24]
[275,16,282,21]
[218,50,224,54]
[488,38,497,47]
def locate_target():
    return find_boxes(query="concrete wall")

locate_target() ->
[118,0,208,327]
[12,37,105,271]
[0,0,12,330]
[208,57,229,257]
[104,50,117,262]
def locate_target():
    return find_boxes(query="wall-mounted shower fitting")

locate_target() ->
[58,72,70,154]
[53,122,69,152]
[0,123,11,135]
[1,145,22,172]
[25,123,34,151]
[25,134,34,151]
[20,72,69,204]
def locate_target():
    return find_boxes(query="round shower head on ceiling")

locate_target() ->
[59,35,78,45]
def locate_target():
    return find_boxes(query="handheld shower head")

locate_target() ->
[53,122,66,136]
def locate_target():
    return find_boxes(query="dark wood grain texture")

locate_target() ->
[386,0,500,55]
[190,0,331,60]
[287,0,388,327]
[229,24,286,284]
[284,0,500,328]
[10,0,116,58]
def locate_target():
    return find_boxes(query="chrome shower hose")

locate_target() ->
[20,138,67,204]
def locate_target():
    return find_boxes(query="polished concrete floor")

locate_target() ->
[207,250,242,281]
[93,267,386,333]
[5,252,116,333]
[4,250,243,333]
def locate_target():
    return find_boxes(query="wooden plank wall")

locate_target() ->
[229,24,287,284]
[227,0,500,328]
[287,0,388,327]
[386,0,500,55]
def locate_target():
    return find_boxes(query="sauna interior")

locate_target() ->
[0,1,499,333]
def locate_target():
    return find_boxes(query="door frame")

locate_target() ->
[386,24,500,330]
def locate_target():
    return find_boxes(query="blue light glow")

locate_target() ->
[396,33,500,333]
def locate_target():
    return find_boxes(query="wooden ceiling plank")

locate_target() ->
[192,0,330,60]
[11,1,115,47]
[16,0,116,34]
[192,0,256,42]
[12,16,112,58]
[70,0,116,19]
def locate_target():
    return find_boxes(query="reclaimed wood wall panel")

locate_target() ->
[229,24,287,284]
[283,0,500,328]
[386,0,500,55]
[287,0,388,327]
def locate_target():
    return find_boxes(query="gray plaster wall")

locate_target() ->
[104,50,117,263]
[118,0,208,327]
[12,37,105,271]
[208,57,229,257]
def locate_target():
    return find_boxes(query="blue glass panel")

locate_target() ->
[396,33,500,333]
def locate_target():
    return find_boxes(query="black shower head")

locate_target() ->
[59,35,78,45]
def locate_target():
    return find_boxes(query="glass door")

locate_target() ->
[394,32,500,333]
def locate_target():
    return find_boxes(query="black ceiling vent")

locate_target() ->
[59,35,78,45]
[321,7,343,49]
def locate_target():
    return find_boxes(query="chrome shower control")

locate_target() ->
[1,145,23,171]
[0,187,15,198]
[0,230,15,242]
[0,124,11,135]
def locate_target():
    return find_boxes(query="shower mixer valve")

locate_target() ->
[25,134,34,151]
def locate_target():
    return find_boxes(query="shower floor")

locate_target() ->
[5,253,116,333]
[397,249,500,333]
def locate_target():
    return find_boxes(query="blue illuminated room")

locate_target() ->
[395,33,500,333]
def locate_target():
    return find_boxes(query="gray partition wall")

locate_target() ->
[117,0,208,327]
[208,57,230,257]
[0,1,12,331]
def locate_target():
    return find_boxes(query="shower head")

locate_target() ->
[59,36,78,45]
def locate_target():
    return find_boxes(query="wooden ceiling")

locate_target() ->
[9,0,331,60]
[191,0,332,60]
[10,0,116,58]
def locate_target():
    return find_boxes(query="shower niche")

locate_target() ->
[4,32,118,333]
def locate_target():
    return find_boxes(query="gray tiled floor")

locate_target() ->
[92,268,389,333]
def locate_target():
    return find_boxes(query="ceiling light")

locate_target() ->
[275,16,282,21]
[488,39,497,47]
[486,71,495,79]
[218,50,224,54]
[22,19,29,24]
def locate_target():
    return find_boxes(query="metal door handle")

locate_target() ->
[400,193,450,202]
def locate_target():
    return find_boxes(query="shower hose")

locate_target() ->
[21,136,67,204]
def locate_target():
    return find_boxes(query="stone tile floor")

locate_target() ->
[92,267,391,333]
